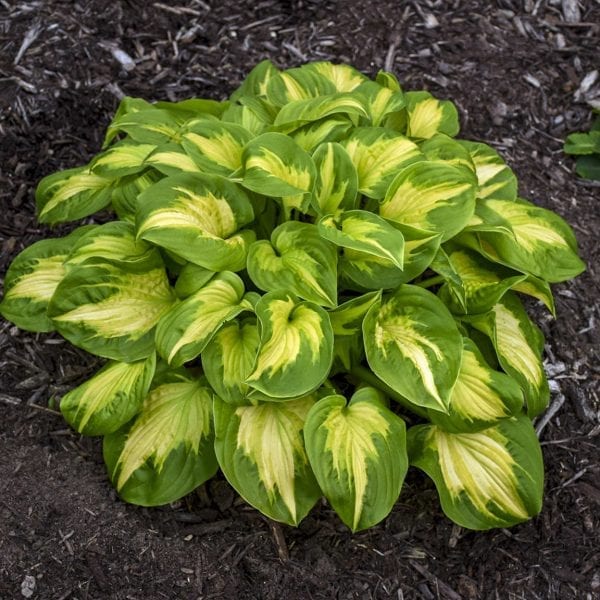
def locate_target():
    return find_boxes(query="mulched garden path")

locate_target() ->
[1,1,599,598]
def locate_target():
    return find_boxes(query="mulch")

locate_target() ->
[1,1,599,598]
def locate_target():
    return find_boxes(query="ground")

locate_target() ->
[0,1,599,599]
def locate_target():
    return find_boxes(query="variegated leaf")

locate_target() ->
[91,142,156,178]
[106,108,186,145]
[48,253,176,362]
[274,93,368,131]
[380,161,477,241]
[405,91,459,139]
[155,272,254,367]
[419,134,476,172]
[136,172,255,271]
[305,387,408,531]
[144,143,201,176]
[103,96,154,147]
[61,354,156,436]
[36,166,114,225]
[66,221,156,266]
[407,416,544,529]
[265,65,338,106]
[355,80,406,127]
[181,121,253,175]
[202,318,260,404]
[342,127,424,198]
[434,244,527,315]
[213,394,320,525]
[241,132,316,197]
[363,285,463,412]
[174,263,215,299]
[0,227,92,332]
[427,338,523,432]
[103,379,217,506]
[329,291,381,372]
[111,170,161,222]
[318,210,404,268]
[230,59,280,101]
[342,225,441,291]
[459,141,517,201]
[465,292,549,417]
[247,222,338,308]
[469,198,585,283]
[245,291,334,398]
[311,62,368,92]
[290,116,353,152]
[220,102,272,136]
[311,142,359,215]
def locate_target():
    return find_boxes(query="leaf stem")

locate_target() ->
[350,365,429,419]
[414,275,444,289]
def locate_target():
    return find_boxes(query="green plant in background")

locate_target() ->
[564,109,600,180]
[0,61,585,531]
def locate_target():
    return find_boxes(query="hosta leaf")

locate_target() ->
[36,166,114,225]
[66,221,156,266]
[305,388,408,531]
[407,416,544,530]
[427,338,523,432]
[511,276,555,315]
[144,143,201,176]
[202,318,260,404]
[136,172,255,271]
[247,222,338,308]
[311,62,368,92]
[459,141,517,201]
[0,227,92,332]
[103,96,154,147]
[181,121,253,175]
[342,225,441,291]
[405,91,459,139]
[103,380,217,506]
[342,127,423,198]
[246,291,334,398]
[274,93,368,131]
[375,70,402,92]
[290,116,353,152]
[241,132,316,197]
[48,254,176,362]
[470,198,585,282]
[111,170,161,222]
[174,263,215,299]
[318,210,404,268]
[154,98,228,118]
[434,245,527,315]
[465,292,549,417]
[363,285,463,412]
[221,102,271,136]
[61,354,156,436]
[155,272,253,367]
[91,142,156,178]
[107,108,185,145]
[355,80,406,127]
[380,161,477,241]
[419,134,476,172]
[329,291,381,372]
[230,59,280,101]
[266,65,337,106]
[311,142,359,215]
[213,395,320,525]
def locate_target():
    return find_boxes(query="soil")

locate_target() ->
[1,1,599,599]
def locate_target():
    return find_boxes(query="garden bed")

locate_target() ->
[0,1,599,598]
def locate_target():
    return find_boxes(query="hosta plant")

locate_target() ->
[0,61,585,532]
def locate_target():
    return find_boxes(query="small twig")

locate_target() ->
[153,2,204,17]
[14,21,43,65]
[408,560,463,600]
[535,389,566,438]
[269,521,289,562]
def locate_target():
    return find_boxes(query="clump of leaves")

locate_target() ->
[564,109,600,180]
[0,61,585,531]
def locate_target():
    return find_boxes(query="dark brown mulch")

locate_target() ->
[1,1,599,599]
